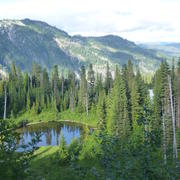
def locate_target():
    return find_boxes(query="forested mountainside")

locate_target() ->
[0,19,169,75]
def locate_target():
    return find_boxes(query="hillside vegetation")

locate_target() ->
[0,19,170,75]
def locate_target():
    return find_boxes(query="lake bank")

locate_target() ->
[15,109,98,128]
[26,119,97,129]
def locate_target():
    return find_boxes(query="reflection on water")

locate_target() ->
[17,122,90,147]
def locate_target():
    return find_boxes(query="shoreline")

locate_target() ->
[25,119,97,129]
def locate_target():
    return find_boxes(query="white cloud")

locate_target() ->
[0,0,179,42]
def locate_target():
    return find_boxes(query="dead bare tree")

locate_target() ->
[177,75,180,128]
[61,71,64,100]
[168,75,178,159]
[3,83,7,120]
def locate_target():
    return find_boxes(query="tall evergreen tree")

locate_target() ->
[104,62,112,94]
[69,71,76,112]
[108,66,130,138]
[87,64,95,106]
[51,65,60,111]
[79,66,88,115]
[97,90,107,131]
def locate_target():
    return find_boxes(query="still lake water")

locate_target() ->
[16,121,90,148]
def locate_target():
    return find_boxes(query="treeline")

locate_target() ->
[0,59,180,136]
[0,61,112,118]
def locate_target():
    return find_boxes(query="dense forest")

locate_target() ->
[1,59,180,179]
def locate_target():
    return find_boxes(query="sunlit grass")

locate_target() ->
[15,108,98,127]
[28,146,77,180]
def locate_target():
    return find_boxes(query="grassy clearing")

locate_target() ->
[28,146,77,180]
[15,108,98,127]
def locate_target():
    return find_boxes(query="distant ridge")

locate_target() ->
[0,19,171,74]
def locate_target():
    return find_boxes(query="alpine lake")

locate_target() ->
[16,121,92,150]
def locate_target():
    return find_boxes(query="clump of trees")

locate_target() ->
[1,58,180,179]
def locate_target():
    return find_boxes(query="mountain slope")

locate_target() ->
[139,42,180,58]
[0,19,169,74]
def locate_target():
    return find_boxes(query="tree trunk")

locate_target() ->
[168,75,178,159]
[54,79,57,107]
[178,102,180,127]
[62,74,64,100]
[85,93,88,115]
[177,76,180,128]
[3,85,7,120]
[70,89,74,112]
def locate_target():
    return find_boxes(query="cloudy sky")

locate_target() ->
[0,0,179,42]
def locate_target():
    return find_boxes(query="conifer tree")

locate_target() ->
[131,79,141,129]
[8,62,20,114]
[122,64,132,128]
[32,63,41,88]
[97,90,107,131]
[127,60,134,91]
[108,66,130,138]
[26,91,31,112]
[104,62,112,94]
[42,68,51,97]
[52,65,60,112]
[79,66,88,115]
[94,73,103,103]
[59,134,68,164]
[69,72,76,112]
[87,64,95,106]
[31,102,37,115]
[24,73,30,93]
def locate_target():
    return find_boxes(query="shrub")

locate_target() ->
[59,134,69,165]
[68,138,82,161]
[79,134,100,160]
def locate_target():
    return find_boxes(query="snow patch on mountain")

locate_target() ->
[0,20,26,28]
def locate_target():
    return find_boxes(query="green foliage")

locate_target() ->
[97,90,107,131]
[79,134,101,161]
[107,66,130,138]
[104,62,112,94]
[0,118,40,179]
[68,138,82,161]
[78,65,88,114]
[59,134,69,164]
[1,59,180,179]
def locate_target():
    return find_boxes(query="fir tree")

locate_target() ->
[59,134,68,164]
[104,62,112,94]
[26,91,31,112]
[51,65,60,111]
[87,64,95,106]
[69,72,76,112]
[97,90,107,131]
[108,66,130,138]
[79,65,88,115]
